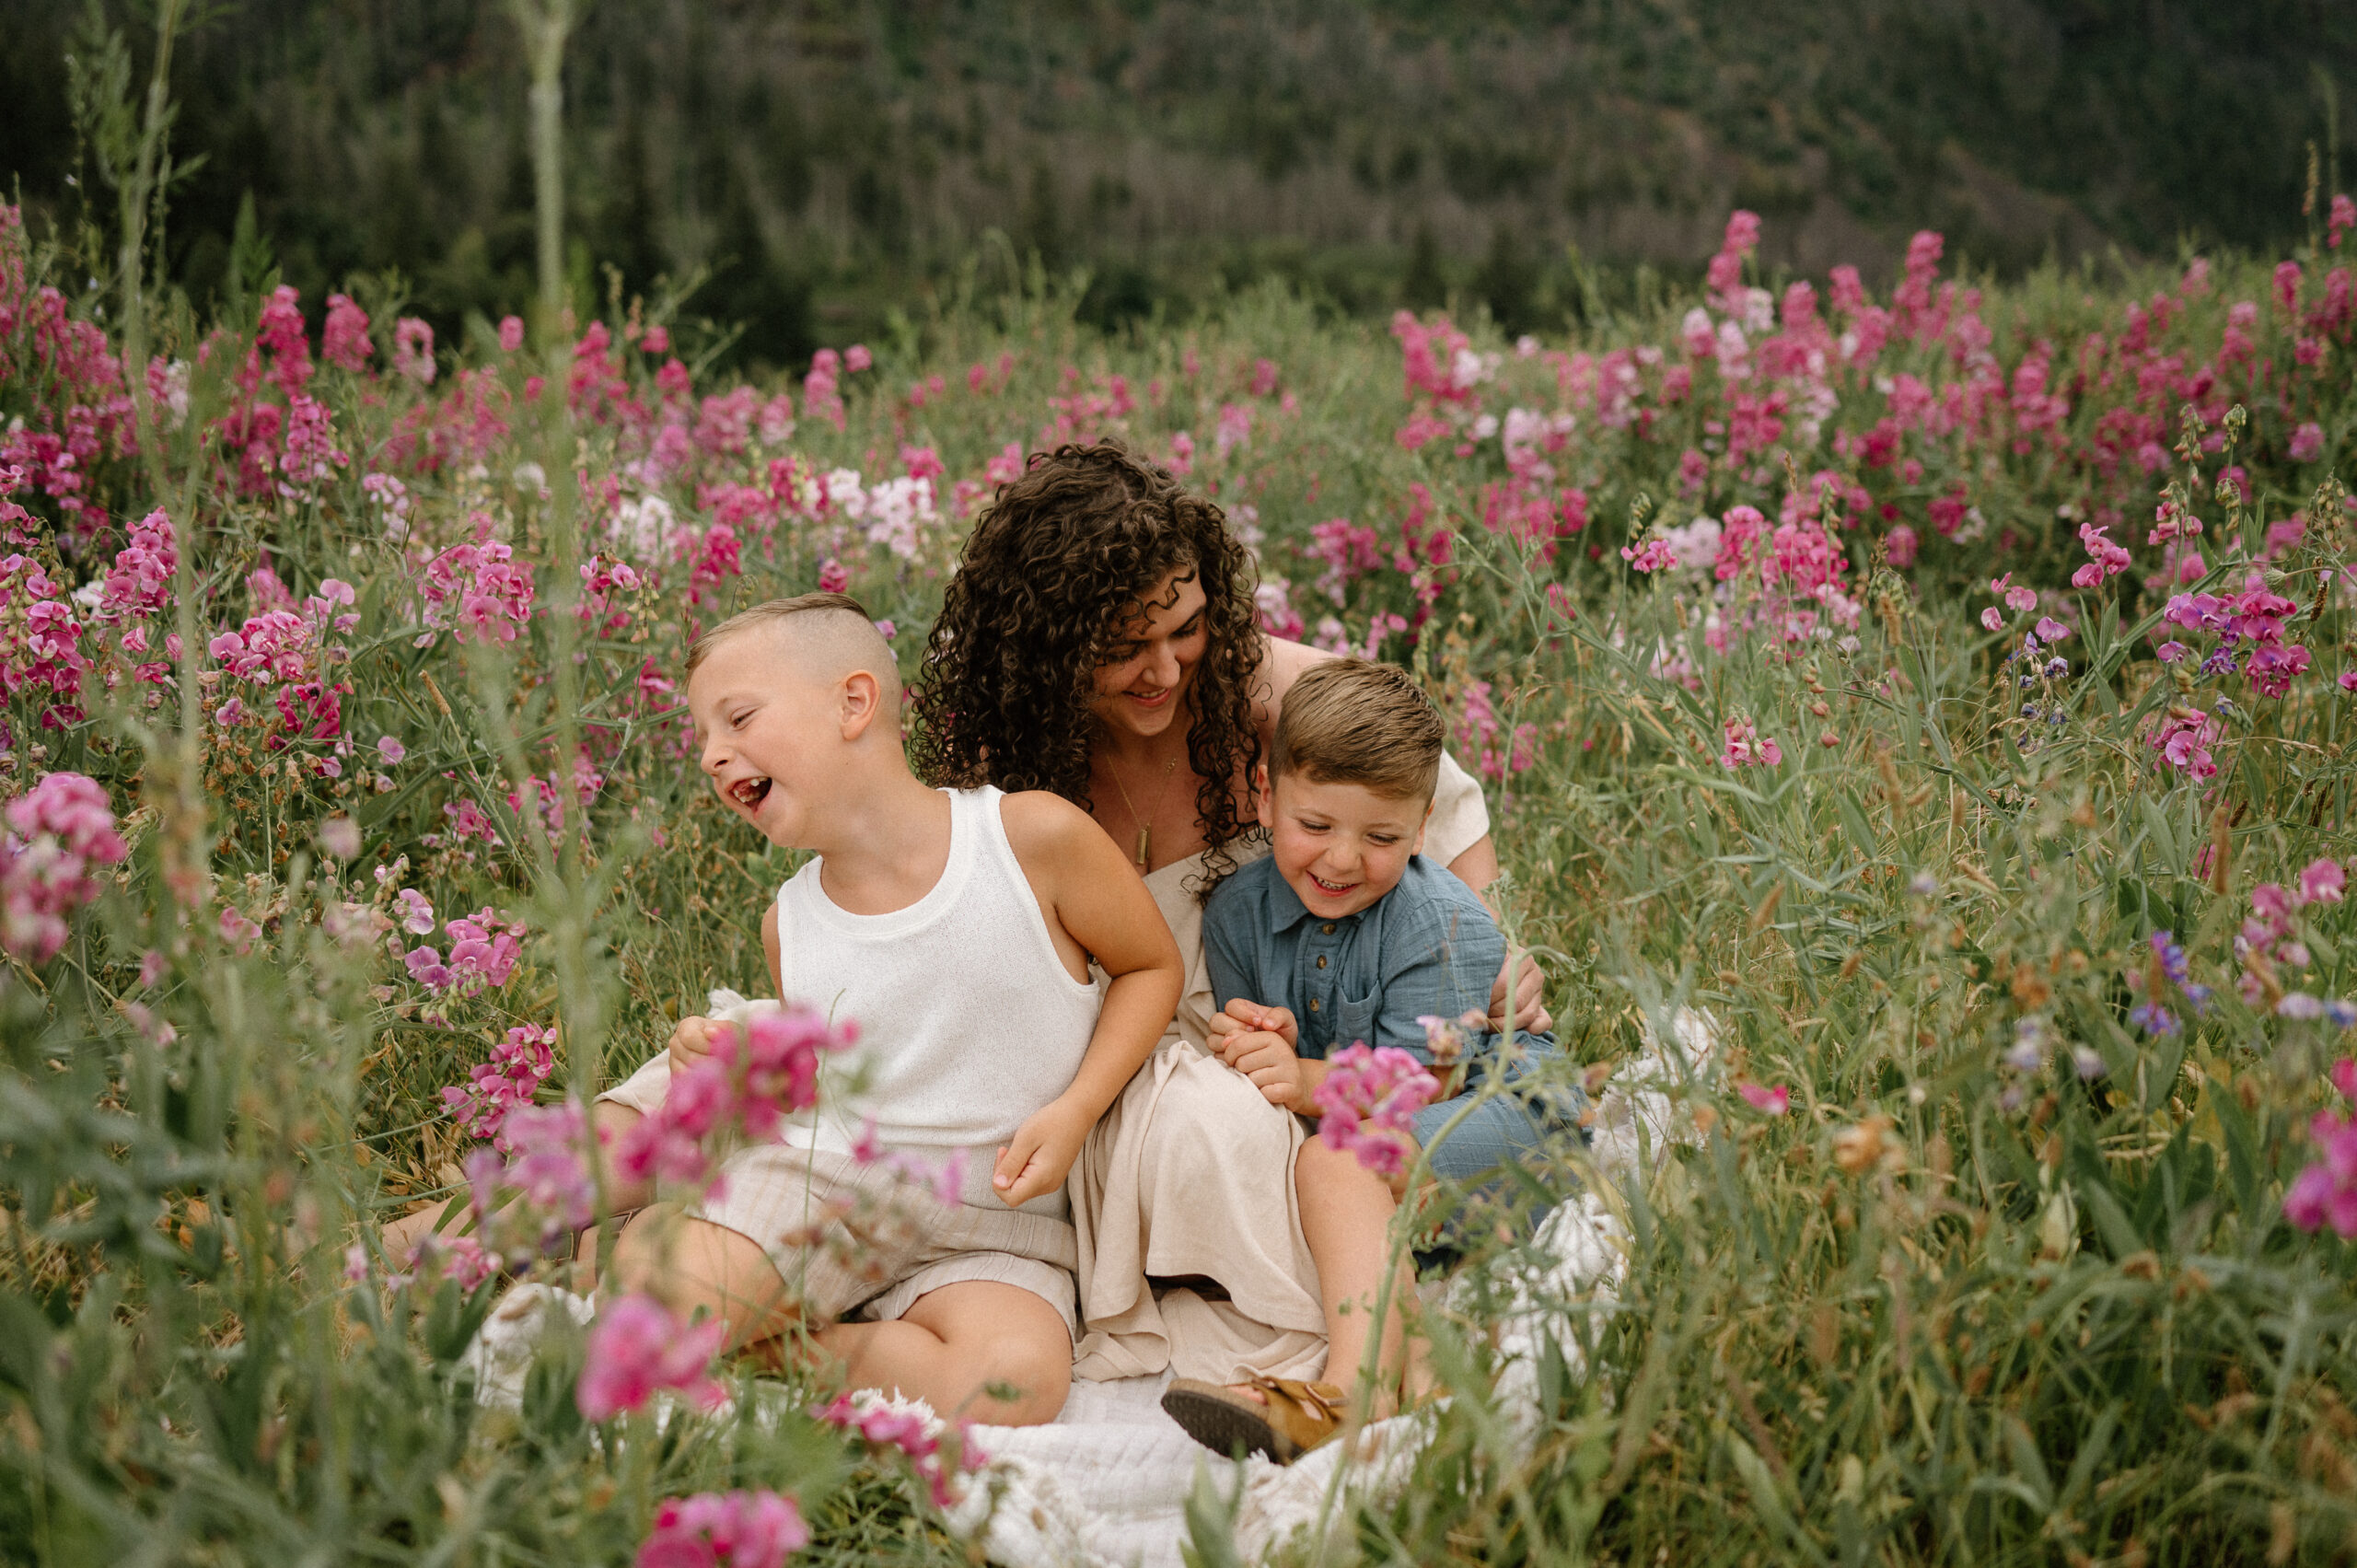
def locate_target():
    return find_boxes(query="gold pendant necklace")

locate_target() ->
[1108,753,1182,869]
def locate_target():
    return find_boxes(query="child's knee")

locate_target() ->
[979,1330,1072,1424]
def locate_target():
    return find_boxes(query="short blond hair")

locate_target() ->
[1271,658,1444,803]
[685,592,899,704]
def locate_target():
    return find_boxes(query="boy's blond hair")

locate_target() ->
[686,592,900,704]
[1271,658,1445,804]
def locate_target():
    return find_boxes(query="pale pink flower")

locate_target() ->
[1720,717,1783,768]
[1736,1082,1789,1115]
[2300,858,2346,907]
[498,316,525,353]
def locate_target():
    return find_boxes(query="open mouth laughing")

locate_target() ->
[1306,872,1357,897]
[726,775,772,810]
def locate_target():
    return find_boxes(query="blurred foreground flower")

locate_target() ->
[1313,1043,1440,1178]
[637,1489,807,1568]
[578,1293,729,1421]
[1,772,127,964]
[2285,1061,2357,1239]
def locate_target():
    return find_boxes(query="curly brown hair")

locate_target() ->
[910,440,1264,869]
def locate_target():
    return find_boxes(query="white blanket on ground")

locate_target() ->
[953,1005,1713,1568]
[465,1010,1714,1568]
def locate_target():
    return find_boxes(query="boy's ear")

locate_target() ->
[1254,762,1274,830]
[838,669,884,740]
[1410,798,1432,857]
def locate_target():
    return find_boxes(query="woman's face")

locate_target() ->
[1090,566,1209,740]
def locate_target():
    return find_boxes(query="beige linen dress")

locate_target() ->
[1067,752,1492,1384]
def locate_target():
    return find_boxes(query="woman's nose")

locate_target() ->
[1147,642,1181,688]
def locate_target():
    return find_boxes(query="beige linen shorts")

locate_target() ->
[680,1141,1081,1337]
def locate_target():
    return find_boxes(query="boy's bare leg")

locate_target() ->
[1282,1135,1412,1418]
[605,1203,798,1346]
[811,1280,1072,1427]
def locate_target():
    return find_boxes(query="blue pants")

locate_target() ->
[1409,1049,1587,1249]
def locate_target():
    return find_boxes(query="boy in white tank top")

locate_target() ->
[592,593,1183,1427]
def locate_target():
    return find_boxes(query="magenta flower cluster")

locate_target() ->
[439,1023,558,1150]
[0,772,127,964]
[414,534,537,648]
[2285,1062,2357,1239]
[614,1005,860,1196]
[463,1100,598,1262]
[401,900,527,998]
[577,1292,730,1421]
[636,1490,808,1568]
[816,1389,987,1510]
[1312,1042,1442,1178]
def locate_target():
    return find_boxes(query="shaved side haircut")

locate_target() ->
[687,593,901,707]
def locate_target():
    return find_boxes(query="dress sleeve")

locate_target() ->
[1423,749,1491,870]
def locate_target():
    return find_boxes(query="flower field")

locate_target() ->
[6,145,2357,1566]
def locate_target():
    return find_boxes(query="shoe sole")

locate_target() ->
[1159,1385,1295,1464]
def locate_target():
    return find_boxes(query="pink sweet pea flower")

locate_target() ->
[2035,618,2071,642]
[1980,606,2004,632]
[2300,858,2346,907]
[636,1490,807,1568]
[1737,1082,1790,1115]
[578,1294,730,1421]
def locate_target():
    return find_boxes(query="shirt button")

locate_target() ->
[1308,999,1320,1012]
[1316,955,1327,970]
[1321,923,1336,935]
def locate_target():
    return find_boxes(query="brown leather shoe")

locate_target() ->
[1160,1376,1346,1464]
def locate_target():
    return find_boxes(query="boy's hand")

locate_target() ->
[993,1098,1094,1208]
[1210,999,1299,1051]
[1216,1027,1316,1109]
[668,1015,725,1074]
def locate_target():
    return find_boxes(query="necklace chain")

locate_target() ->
[1107,752,1182,869]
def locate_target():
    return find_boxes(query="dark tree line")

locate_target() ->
[1,0,2350,365]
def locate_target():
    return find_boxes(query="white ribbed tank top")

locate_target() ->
[776,786,1102,1156]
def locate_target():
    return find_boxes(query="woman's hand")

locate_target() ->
[1487,951,1551,1036]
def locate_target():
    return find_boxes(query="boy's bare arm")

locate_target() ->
[994,792,1184,1205]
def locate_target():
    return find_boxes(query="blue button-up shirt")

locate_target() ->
[1202,852,1553,1068]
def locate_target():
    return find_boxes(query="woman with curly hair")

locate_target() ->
[912,440,1541,1393]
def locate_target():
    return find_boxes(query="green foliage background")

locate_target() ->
[4,0,2356,362]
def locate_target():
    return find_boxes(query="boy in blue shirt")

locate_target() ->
[1160,658,1582,1463]
[1202,656,1580,1214]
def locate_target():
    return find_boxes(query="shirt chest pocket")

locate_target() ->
[1333,991,1380,1052]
